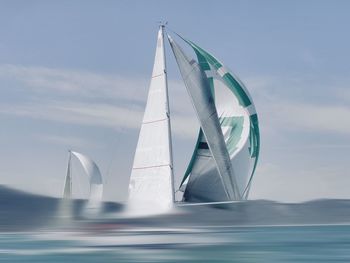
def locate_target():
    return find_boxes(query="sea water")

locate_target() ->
[2,186,350,262]
[1,225,350,262]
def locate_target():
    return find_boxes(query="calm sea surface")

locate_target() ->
[1,225,350,262]
[2,187,350,262]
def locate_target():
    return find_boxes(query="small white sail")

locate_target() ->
[127,26,174,214]
[70,151,103,215]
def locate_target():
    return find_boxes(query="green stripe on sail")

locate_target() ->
[193,49,211,71]
[179,34,260,192]
[222,73,251,107]
[242,114,260,198]
[220,116,244,155]
[185,38,252,107]
[188,41,222,70]
[176,35,222,69]
[249,114,260,159]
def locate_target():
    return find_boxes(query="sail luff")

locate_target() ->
[167,35,241,200]
[162,26,175,203]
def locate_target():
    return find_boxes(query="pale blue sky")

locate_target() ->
[0,0,349,202]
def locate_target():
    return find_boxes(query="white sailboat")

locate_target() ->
[127,25,260,211]
[63,150,104,215]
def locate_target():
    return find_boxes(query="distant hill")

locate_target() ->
[0,185,58,231]
[0,185,122,231]
[1,185,350,231]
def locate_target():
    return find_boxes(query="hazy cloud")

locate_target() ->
[0,64,146,102]
[36,134,99,149]
[245,75,350,135]
[0,64,197,139]
[1,64,349,141]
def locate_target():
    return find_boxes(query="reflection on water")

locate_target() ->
[2,225,350,262]
[1,185,350,262]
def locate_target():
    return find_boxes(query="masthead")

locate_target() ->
[157,21,168,28]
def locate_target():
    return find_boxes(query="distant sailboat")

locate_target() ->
[63,150,104,215]
[127,25,260,211]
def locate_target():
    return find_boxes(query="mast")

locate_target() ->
[63,150,72,199]
[127,25,174,213]
[162,24,175,203]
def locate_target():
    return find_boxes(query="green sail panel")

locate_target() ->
[168,35,241,200]
[177,34,260,201]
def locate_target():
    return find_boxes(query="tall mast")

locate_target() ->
[161,24,175,202]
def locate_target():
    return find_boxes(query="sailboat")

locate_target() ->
[63,150,104,215]
[127,25,260,212]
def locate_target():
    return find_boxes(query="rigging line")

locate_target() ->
[164,26,191,47]
[162,24,178,37]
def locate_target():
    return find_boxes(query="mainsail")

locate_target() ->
[169,33,260,202]
[127,26,174,213]
[70,151,103,213]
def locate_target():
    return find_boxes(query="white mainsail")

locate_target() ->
[127,26,174,214]
[70,151,103,214]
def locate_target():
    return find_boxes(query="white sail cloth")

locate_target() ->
[70,151,103,213]
[127,26,174,215]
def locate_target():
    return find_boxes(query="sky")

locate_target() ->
[0,0,349,202]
